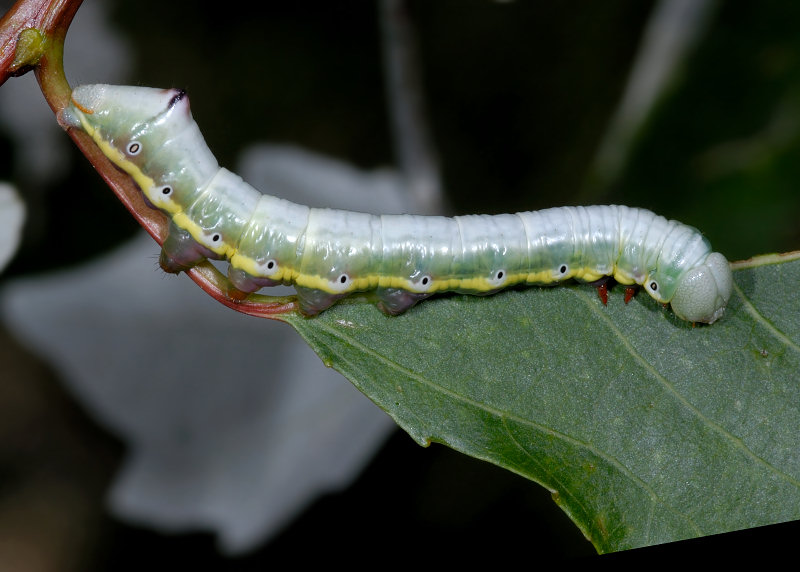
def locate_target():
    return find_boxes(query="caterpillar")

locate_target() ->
[60,84,733,323]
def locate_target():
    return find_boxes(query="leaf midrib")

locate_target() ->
[574,286,800,489]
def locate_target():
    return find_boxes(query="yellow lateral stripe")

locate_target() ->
[230,249,636,295]
[77,107,232,259]
[76,112,181,217]
[78,109,229,259]
[612,271,637,285]
[76,107,644,297]
[172,212,236,259]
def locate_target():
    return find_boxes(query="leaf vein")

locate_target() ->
[732,282,800,354]
[571,287,800,490]
[312,318,706,533]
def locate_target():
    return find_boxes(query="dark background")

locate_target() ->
[2,1,800,567]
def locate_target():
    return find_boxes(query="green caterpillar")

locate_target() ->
[61,84,733,323]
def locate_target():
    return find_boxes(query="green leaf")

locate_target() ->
[280,253,800,553]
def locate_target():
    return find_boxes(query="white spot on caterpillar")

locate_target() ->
[148,185,175,208]
[329,273,352,293]
[413,274,433,293]
[487,269,507,288]
[126,141,141,155]
[195,230,225,252]
[259,258,279,275]
[644,278,661,299]
[556,264,569,279]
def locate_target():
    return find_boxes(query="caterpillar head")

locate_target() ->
[669,252,732,324]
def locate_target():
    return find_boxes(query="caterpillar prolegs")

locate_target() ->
[61,85,733,323]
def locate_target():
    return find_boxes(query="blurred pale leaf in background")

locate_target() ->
[0,183,25,272]
[1,143,416,552]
